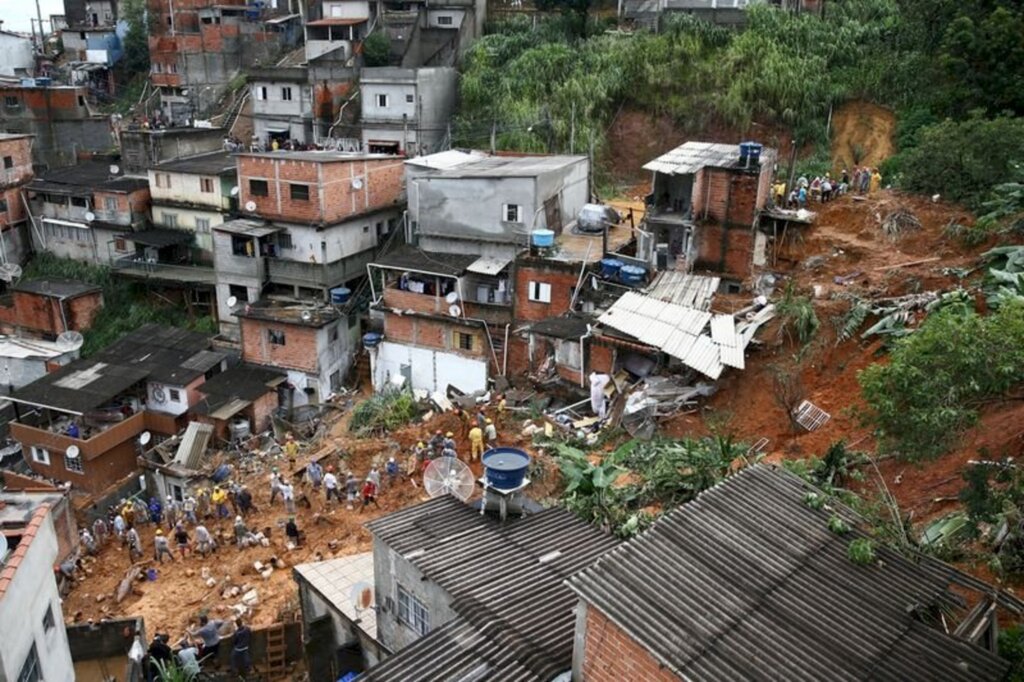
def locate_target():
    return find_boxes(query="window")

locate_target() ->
[376,94,388,107]
[503,203,522,223]
[249,179,269,197]
[168,63,177,73]
[453,331,474,351]
[162,213,178,228]
[268,329,286,345]
[4,95,20,108]
[528,281,551,303]
[232,235,255,257]
[200,177,214,193]
[277,232,292,249]
[71,196,88,208]
[78,95,85,107]
[290,184,310,201]
[155,173,170,188]
[330,3,343,16]
[169,388,181,401]
[397,585,430,636]
[436,15,453,25]
[64,451,83,474]
[255,86,267,100]
[43,605,55,631]
[329,325,338,342]
[104,196,117,211]
[556,340,582,370]
[30,446,50,465]
[16,642,40,682]
[405,94,414,103]
[115,237,127,251]
[195,218,211,233]
[330,370,341,391]
[152,62,162,73]
[228,284,249,302]
[281,86,293,101]
[3,156,12,169]
[0,199,7,213]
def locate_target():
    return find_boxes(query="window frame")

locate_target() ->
[168,388,181,402]
[64,451,84,474]
[436,15,453,25]
[43,605,55,631]
[396,584,430,636]
[453,330,474,351]
[503,203,523,223]
[268,329,286,346]
[199,177,214,193]
[249,179,269,197]
[16,642,40,682]
[376,93,388,108]
[289,183,310,201]
[3,156,12,169]
[281,86,293,101]
[195,217,211,233]
[31,446,50,465]
[104,196,117,211]
[528,281,552,304]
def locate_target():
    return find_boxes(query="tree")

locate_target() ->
[533,0,593,39]
[121,0,150,75]
[362,32,391,67]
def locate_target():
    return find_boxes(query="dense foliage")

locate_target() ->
[121,0,151,75]
[21,254,215,357]
[858,301,1024,460]
[348,388,419,435]
[362,32,392,68]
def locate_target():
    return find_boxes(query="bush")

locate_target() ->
[349,388,419,435]
[362,32,391,67]
[858,301,1024,459]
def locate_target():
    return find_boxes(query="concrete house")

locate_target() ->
[0,30,34,78]
[642,141,775,283]
[621,0,765,29]
[7,324,226,495]
[250,66,313,147]
[567,464,1016,681]
[359,67,458,156]
[213,150,404,339]
[0,133,35,265]
[344,495,617,679]
[237,300,356,405]
[0,504,75,682]
[25,162,151,266]
[380,0,486,67]
[305,0,372,63]
[63,0,119,28]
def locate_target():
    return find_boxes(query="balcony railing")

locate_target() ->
[216,254,267,280]
[112,256,217,285]
[11,411,146,460]
[268,252,373,289]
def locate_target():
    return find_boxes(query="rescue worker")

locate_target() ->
[126,525,143,561]
[484,418,498,446]
[173,523,191,559]
[154,528,173,563]
[195,524,217,556]
[469,422,485,462]
[165,495,179,529]
[307,459,324,491]
[323,467,340,503]
[212,486,229,519]
[182,495,198,525]
[428,430,445,458]
[283,433,299,470]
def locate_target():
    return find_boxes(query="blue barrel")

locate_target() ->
[747,142,763,166]
[146,568,158,581]
[330,287,351,304]
[212,464,232,483]
[619,264,647,285]
[739,141,752,164]
[532,230,555,248]
[599,258,623,279]
[482,448,531,489]
[362,332,382,349]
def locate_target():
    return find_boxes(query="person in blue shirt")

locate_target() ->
[67,422,80,438]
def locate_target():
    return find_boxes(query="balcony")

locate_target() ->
[11,411,146,460]
[112,256,217,285]
[268,252,373,290]
[216,254,267,281]
[382,285,447,315]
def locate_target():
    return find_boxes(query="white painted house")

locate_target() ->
[0,31,34,78]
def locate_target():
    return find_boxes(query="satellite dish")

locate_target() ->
[301,310,312,322]
[0,264,22,283]
[351,177,363,190]
[444,291,459,304]
[423,457,475,501]
[448,304,461,317]
[139,431,152,446]
[350,582,374,611]
[84,211,96,222]
[230,186,240,196]
[56,330,84,351]
[244,200,257,212]
[66,445,81,459]
[109,164,120,175]
[152,386,166,403]
[226,296,238,308]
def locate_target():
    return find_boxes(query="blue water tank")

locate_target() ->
[531,230,555,248]
[330,287,351,304]
[482,448,531,490]
[747,142,763,166]
[619,264,647,285]
[212,464,232,483]
[599,258,623,279]
[362,332,382,349]
[35,77,52,87]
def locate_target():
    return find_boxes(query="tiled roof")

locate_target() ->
[294,552,377,638]
[360,497,618,681]
[0,504,50,599]
[567,465,1011,681]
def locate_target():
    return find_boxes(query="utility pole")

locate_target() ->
[35,0,44,50]
[570,101,575,155]
[490,120,496,154]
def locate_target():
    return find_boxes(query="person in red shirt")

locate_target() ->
[359,479,379,513]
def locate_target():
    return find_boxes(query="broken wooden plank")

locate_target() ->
[872,256,941,272]
[116,566,142,603]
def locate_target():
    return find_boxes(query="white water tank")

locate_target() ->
[229,418,251,442]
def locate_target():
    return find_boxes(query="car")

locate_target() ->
[576,203,621,233]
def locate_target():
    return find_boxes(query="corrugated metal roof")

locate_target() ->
[567,465,1011,682]
[173,422,213,470]
[718,343,745,370]
[361,497,618,682]
[466,255,512,276]
[710,314,738,347]
[642,142,743,176]
[645,271,720,310]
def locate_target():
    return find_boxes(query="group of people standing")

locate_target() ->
[145,615,252,680]
[773,167,883,209]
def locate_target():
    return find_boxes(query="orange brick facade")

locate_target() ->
[23,438,140,496]
[0,289,104,336]
[383,313,487,360]
[0,135,34,232]
[240,317,319,373]
[513,259,580,323]
[238,155,404,225]
[580,605,680,682]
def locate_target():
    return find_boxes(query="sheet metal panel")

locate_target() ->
[683,334,723,379]
[711,314,739,348]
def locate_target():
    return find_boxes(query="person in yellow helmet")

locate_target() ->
[469,423,484,462]
[154,528,174,563]
[484,417,497,445]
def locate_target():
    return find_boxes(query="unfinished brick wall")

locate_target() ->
[0,289,103,336]
[695,222,756,279]
[240,318,320,373]
[0,136,34,189]
[513,259,580,323]
[590,341,615,374]
[24,440,139,496]
[249,390,279,433]
[383,312,487,359]
[580,605,680,682]
[238,156,404,225]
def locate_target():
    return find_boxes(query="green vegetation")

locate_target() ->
[554,436,742,537]
[362,32,392,68]
[349,387,420,435]
[775,283,819,346]
[847,538,877,566]
[858,301,1024,460]
[999,625,1024,681]
[21,254,215,357]
[121,0,151,75]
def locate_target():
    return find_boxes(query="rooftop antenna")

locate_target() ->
[422,457,475,502]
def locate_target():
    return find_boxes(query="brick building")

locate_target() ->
[643,141,775,284]
[0,84,114,169]
[213,150,404,339]
[237,301,354,406]
[0,279,103,337]
[7,325,225,495]
[25,162,151,266]
[567,465,1016,681]
[0,134,35,265]
[192,363,285,441]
